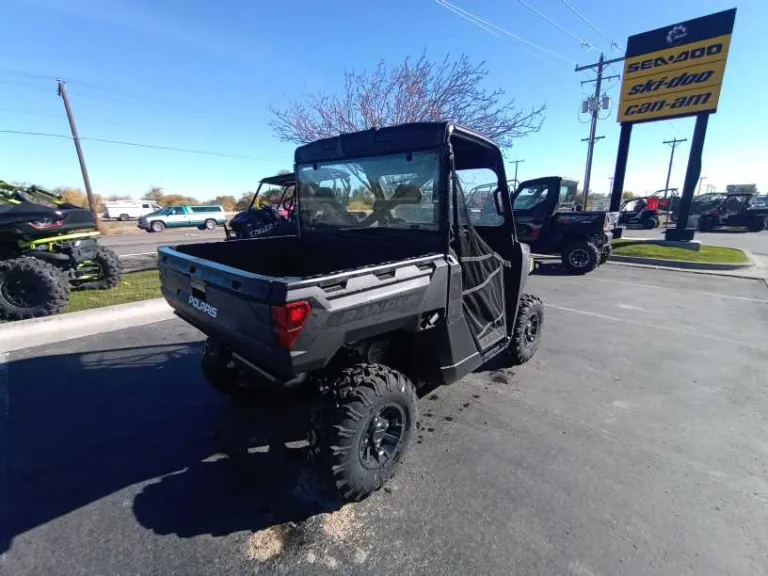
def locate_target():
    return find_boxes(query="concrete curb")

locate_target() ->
[0,298,174,353]
[609,251,755,270]
[606,260,768,283]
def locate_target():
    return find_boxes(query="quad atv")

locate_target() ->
[696,193,767,232]
[158,122,543,501]
[0,181,123,320]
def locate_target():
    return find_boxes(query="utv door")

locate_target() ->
[511,177,562,247]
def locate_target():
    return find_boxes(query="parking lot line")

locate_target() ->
[546,303,759,350]
[592,277,768,304]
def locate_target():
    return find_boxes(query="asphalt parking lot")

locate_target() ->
[2,265,767,575]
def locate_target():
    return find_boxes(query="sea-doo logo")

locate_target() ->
[188,295,217,318]
[666,24,688,45]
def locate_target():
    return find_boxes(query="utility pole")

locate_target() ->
[57,79,98,220]
[661,137,687,225]
[575,53,620,209]
[697,176,707,195]
[509,159,524,186]
[607,176,614,195]
[663,137,687,192]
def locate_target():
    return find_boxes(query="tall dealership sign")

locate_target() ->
[618,9,735,123]
[609,8,737,241]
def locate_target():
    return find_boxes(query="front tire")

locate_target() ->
[119,213,130,222]
[312,364,417,501]
[562,240,600,274]
[204,219,217,230]
[0,258,71,321]
[747,218,766,232]
[508,294,543,365]
[151,221,165,233]
[73,246,124,290]
[698,216,715,232]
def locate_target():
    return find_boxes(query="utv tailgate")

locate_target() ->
[158,246,295,378]
[158,246,446,381]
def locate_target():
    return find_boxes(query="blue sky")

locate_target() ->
[1,0,764,200]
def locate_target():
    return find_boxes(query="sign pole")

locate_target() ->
[609,123,632,212]
[667,112,710,240]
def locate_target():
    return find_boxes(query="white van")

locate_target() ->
[104,200,162,221]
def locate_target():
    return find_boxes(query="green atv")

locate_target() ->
[0,181,123,321]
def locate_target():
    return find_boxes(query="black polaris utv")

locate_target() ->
[509,177,618,274]
[0,181,123,320]
[225,173,298,240]
[696,193,767,232]
[158,122,543,500]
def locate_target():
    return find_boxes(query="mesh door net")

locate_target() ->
[451,171,507,352]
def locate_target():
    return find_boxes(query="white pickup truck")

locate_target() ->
[137,205,226,233]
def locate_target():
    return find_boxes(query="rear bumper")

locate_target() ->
[174,308,307,390]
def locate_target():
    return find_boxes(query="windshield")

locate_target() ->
[296,151,439,230]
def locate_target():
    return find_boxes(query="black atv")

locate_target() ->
[696,193,767,232]
[0,181,123,321]
[619,197,660,229]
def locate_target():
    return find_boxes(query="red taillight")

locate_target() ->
[29,219,64,230]
[271,301,311,350]
[646,198,659,210]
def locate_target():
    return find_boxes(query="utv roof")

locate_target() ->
[260,173,296,186]
[294,122,498,164]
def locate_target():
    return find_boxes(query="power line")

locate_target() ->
[0,129,281,162]
[436,0,576,66]
[516,0,595,51]
[559,0,623,51]
[438,0,502,37]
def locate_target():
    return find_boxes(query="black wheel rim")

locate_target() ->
[359,404,406,469]
[524,313,540,344]
[0,272,43,309]
[568,248,589,268]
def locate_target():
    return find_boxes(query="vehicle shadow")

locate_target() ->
[1,343,338,553]
[531,261,572,276]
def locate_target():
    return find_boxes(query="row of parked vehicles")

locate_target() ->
[9,122,762,502]
[619,189,767,232]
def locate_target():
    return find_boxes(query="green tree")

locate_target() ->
[622,191,635,200]
[145,187,165,204]
[208,195,237,211]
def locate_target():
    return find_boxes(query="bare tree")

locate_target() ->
[270,53,545,149]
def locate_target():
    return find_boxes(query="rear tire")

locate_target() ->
[204,219,217,230]
[0,258,71,321]
[201,338,247,397]
[151,221,165,233]
[562,240,600,274]
[747,218,766,232]
[642,217,659,229]
[508,294,543,365]
[73,246,124,290]
[311,364,417,501]
[119,213,130,222]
